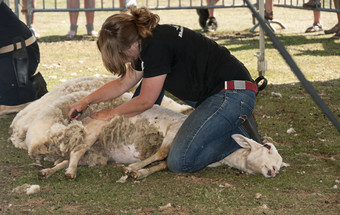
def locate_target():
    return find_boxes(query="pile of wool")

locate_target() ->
[8,76,119,160]
[9,76,116,150]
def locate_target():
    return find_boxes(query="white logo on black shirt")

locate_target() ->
[170,25,184,38]
[138,56,144,72]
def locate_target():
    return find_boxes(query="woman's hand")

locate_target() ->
[90,109,115,121]
[68,100,88,120]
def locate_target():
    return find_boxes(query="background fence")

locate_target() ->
[4,0,340,19]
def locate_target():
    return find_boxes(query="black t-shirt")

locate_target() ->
[134,24,253,106]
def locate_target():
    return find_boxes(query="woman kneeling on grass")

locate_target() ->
[68,6,257,173]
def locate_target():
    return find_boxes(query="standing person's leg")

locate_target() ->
[196,0,218,31]
[305,11,323,33]
[67,0,80,38]
[84,0,97,36]
[205,0,219,32]
[314,10,321,23]
[332,0,340,38]
[167,90,256,173]
[265,0,273,20]
[22,0,40,38]
[196,8,209,30]
[325,0,340,38]
[22,0,34,26]
[207,0,217,18]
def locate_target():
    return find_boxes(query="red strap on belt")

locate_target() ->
[221,80,258,94]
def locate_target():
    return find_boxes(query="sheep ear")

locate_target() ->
[232,134,261,149]
[263,144,271,150]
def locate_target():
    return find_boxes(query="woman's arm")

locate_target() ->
[68,68,143,119]
[84,70,142,104]
[90,73,167,120]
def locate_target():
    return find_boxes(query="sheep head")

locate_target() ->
[232,134,289,178]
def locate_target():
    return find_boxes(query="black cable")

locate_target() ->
[244,0,340,133]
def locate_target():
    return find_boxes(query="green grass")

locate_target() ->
[1,5,339,215]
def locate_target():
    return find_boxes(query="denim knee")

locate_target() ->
[167,151,186,173]
[167,159,199,173]
[167,144,205,173]
[166,157,182,173]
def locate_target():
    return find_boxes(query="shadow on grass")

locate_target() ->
[203,30,340,56]
[269,34,340,57]
[255,78,340,145]
[37,30,339,57]
[37,35,98,43]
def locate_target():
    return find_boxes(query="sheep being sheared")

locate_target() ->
[9,76,288,181]
[9,76,192,155]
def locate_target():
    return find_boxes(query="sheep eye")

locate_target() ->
[263,144,271,150]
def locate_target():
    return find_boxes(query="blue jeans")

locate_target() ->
[167,90,256,173]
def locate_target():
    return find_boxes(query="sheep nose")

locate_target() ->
[267,170,272,177]
[267,169,277,177]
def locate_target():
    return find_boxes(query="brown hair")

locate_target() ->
[97,6,160,77]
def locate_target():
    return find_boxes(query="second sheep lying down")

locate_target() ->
[9,76,288,181]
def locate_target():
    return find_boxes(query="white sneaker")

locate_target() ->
[125,0,137,7]
[30,28,40,39]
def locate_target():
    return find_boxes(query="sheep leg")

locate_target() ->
[130,161,167,180]
[54,157,64,165]
[123,125,177,176]
[0,103,30,116]
[65,148,89,180]
[38,160,69,180]
[65,118,106,180]
[123,148,169,175]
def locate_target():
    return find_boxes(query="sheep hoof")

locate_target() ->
[38,170,49,180]
[65,172,76,180]
[122,167,132,176]
[130,171,139,180]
